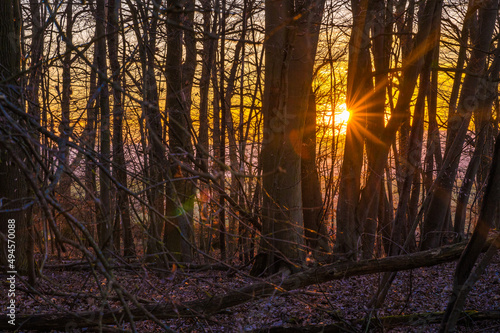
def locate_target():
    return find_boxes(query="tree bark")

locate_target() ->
[84,43,98,243]
[361,0,391,259]
[254,0,326,275]
[95,0,113,253]
[302,90,330,256]
[107,0,135,257]
[164,0,196,262]
[196,0,216,254]
[335,0,371,258]
[27,0,43,122]
[0,0,33,277]
[218,0,228,261]
[58,0,73,205]
[126,0,165,261]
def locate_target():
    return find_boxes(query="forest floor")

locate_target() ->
[2,252,500,332]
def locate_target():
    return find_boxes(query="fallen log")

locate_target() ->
[1,237,498,331]
[251,310,500,332]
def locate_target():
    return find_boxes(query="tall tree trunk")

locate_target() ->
[393,0,414,198]
[27,0,43,121]
[238,0,251,263]
[216,0,255,259]
[335,0,372,259]
[252,0,326,276]
[164,0,196,262]
[302,90,330,257]
[25,0,44,282]
[196,0,216,254]
[84,49,98,243]
[125,0,165,261]
[133,0,164,261]
[96,0,113,253]
[108,0,135,257]
[59,0,73,205]
[423,21,444,195]
[389,51,429,256]
[196,0,214,173]
[361,0,391,259]
[0,0,33,277]
[218,0,227,261]
[211,41,221,256]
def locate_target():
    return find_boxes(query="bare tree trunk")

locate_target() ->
[335,0,371,259]
[124,0,165,261]
[196,0,212,173]
[361,0,391,259]
[238,0,250,263]
[302,90,330,257]
[218,0,227,261]
[394,0,414,198]
[252,0,326,275]
[84,49,98,243]
[211,39,221,256]
[215,0,255,259]
[131,0,165,261]
[95,0,113,253]
[59,0,73,206]
[423,25,444,196]
[25,0,44,283]
[0,0,33,277]
[196,0,216,254]
[164,0,196,262]
[377,184,392,255]
[27,0,43,122]
[108,0,135,257]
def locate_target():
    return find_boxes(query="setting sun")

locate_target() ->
[319,102,351,136]
[337,103,351,124]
